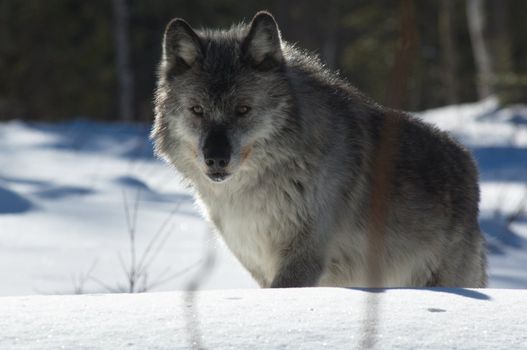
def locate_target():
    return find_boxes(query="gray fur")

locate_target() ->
[152,11,487,288]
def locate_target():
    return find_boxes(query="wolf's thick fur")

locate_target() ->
[152,12,487,288]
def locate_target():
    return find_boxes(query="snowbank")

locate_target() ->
[1,288,525,349]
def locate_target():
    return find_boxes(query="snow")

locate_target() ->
[1,288,525,349]
[0,98,526,296]
[0,120,256,296]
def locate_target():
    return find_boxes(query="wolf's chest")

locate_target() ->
[208,196,286,284]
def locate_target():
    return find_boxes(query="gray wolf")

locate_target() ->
[152,11,487,288]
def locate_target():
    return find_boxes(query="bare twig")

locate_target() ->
[88,191,185,294]
[90,276,120,293]
[493,183,509,218]
[136,204,183,276]
[122,188,141,293]
[506,186,527,226]
[70,187,188,295]
[71,259,98,294]
[184,235,217,350]
[148,259,203,290]
[360,0,417,348]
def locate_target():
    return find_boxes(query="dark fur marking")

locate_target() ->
[167,57,193,78]
[252,55,283,71]
[340,249,353,266]
[203,40,240,99]
[292,180,305,195]
[426,271,440,287]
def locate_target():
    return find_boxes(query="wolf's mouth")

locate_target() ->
[207,172,231,183]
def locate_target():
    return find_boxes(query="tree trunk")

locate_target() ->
[322,0,339,69]
[438,0,458,105]
[488,1,521,104]
[113,0,134,122]
[466,0,494,99]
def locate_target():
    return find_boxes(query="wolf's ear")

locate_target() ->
[242,11,284,70]
[162,18,203,75]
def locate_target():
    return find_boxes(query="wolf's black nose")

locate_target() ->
[202,127,231,171]
[204,156,230,169]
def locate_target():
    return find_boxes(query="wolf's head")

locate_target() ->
[152,12,295,184]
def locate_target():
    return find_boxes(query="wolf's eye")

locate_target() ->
[190,105,204,116]
[236,105,251,116]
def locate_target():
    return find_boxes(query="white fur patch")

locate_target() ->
[248,28,283,64]
[178,39,199,65]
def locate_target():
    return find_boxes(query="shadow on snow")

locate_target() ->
[352,287,491,300]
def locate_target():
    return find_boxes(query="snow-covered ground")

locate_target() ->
[0,98,526,295]
[0,120,256,296]
[1,288,526,349]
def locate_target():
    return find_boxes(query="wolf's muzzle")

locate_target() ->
[202,128,231,181]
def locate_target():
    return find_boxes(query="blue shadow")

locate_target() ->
[472,147,527,182]
[353,287,490,300]
[0,186,34,214]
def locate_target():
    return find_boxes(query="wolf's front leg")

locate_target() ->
[270,247,324,288]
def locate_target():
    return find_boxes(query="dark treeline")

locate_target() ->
[0,0,526,122]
